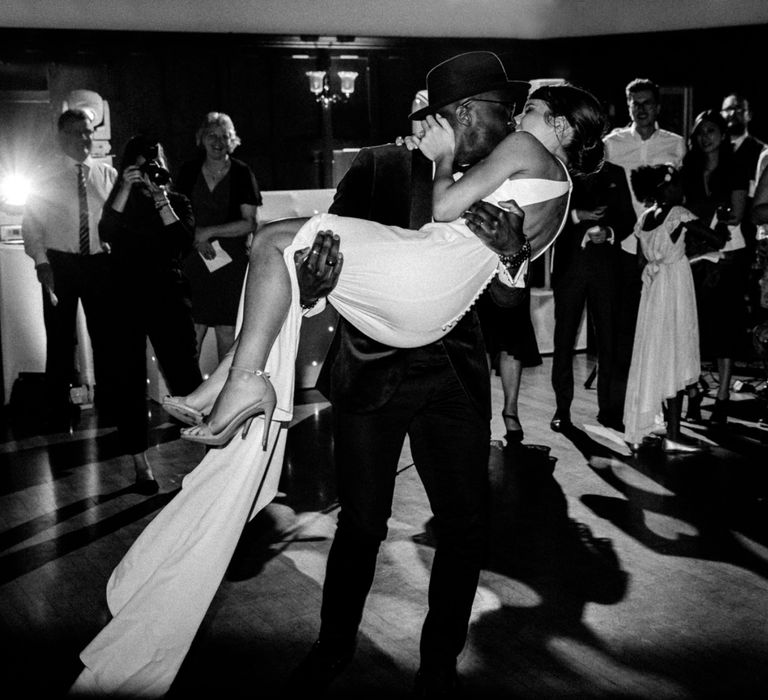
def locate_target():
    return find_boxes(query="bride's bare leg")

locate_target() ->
[183,217,308,436]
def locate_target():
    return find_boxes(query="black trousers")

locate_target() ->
[41,250,117,416]
[612,249,642,414]
[551,247,620,421]
[115,275,202,454]
[320,343,490,671]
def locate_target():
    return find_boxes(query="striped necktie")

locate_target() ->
[77,163,90,255]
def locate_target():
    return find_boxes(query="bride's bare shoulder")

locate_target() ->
[495,131,561,179]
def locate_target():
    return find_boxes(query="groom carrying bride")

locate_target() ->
[291,51,529,696]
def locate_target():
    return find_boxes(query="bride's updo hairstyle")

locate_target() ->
[530,83,607,176]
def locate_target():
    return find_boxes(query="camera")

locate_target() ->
[140,160,170,187]
[139,143,170,186]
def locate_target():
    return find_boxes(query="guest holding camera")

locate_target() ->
[178,113,261,363]
[681,110,750,425]
[100,135,202,493]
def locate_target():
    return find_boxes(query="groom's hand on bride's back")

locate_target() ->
[295,230,343,307]
[464,200,526,256]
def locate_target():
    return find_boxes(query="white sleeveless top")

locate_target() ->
[289,172,572,348]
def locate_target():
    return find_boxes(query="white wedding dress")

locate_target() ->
[70,172,571,697]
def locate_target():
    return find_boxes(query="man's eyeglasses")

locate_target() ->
[460,98,517,113]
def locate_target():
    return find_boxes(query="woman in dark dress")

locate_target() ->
[476,285,541,444]
[177,113,262,363]
[100,135,202,492]
[681,110,750,424]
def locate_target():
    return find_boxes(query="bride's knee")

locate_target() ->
[251,219,304,256]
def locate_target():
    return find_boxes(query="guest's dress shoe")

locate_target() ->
[661,437,705,454]
[550,411,571,432]
[413,666,461,698]
[708,398,729,426]
[597,413,624,431]
[134,477,160,495]
[288,639,355,691]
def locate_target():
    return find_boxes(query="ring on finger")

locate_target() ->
[326,257,337,267]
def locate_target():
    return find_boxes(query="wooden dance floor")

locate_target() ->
[1,354,767,698]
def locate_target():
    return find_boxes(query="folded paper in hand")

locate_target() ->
[201,240,232,272]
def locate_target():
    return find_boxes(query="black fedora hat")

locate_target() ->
[409,51,529,121]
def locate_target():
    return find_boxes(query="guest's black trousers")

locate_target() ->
[41,250,117,416]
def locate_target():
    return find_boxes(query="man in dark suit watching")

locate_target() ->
[549,159,636,432]
[291,52,529,696]
[721,93,766,323]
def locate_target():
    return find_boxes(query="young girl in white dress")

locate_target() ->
[177,84,606,447]
[622,164,724,452]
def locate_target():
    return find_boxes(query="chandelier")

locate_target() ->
[306,70,359,108]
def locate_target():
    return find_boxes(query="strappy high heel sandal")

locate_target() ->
[181,367,277,450]
[162,396,204,426]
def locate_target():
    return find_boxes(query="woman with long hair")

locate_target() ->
[680,110,750,425]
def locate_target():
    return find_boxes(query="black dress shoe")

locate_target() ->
[708,398,729,426]
[550,411,571,432]
[134,478,160,496]
[597,413,625,431]
[413,666,461,698]
[288,639,355,691]
[661,437,706,454]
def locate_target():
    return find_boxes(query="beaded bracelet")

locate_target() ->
[498,239,531,274]
[300,297,319,311]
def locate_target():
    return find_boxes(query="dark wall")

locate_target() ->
[0,24,766,190]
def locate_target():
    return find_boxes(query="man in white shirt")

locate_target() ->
[604,78,686,221]
[22,108,118,428]
[721,93,766,197]
[602,78,686,420]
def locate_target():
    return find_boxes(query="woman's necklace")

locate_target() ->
[203,159,230,182]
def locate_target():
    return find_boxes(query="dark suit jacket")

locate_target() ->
[733,134,766,178]
[551,160,636,287]
[733,134,766,245]
[316,144,491,419]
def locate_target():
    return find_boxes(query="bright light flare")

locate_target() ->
[0,174,32,207]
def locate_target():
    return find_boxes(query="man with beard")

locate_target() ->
[290,52,529,696]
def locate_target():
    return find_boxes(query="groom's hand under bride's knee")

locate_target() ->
[295,230,343,306]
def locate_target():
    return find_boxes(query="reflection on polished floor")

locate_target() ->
[1,355,767,698]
